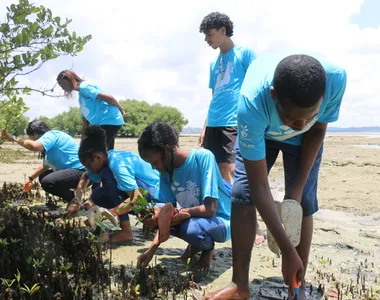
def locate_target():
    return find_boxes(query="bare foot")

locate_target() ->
[192,248,214,282]
[203,283,251,300]
[255,233,266,245]
[109,230,133,243]
[195,248,214,269]
[180,244,200,262]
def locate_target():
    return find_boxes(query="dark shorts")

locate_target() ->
[100,125,122,150]
[203,126,237,164]
[232,139,323,217]
[91,167,156,222]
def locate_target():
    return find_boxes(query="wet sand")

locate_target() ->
[1,134,379,299]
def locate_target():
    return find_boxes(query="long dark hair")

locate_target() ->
[56,70,84,90]
[26,120,51,159]
[78,125,108,163]
[137,122,179,182]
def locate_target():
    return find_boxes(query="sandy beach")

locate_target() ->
[0,134,379,299]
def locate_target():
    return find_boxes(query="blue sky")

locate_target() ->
[350,0,380,29]
[1,0,380,128]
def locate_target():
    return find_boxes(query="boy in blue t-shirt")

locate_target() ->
[205,53,347,300]
[198,12,256,183]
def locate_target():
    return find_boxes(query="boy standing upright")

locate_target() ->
[198,12,256,183]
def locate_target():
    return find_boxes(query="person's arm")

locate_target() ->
[114,188,143,215]
[180,197,217,218]
[28,164,49,182]
[243,158,303,287]
[1,130,45,152]
[286,122,327,202]
[74,172,91,202]
[137,230,160,268]
[198,90,213,147]
[96,92,126,116]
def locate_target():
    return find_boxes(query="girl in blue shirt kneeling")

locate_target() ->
[136,122,231,275]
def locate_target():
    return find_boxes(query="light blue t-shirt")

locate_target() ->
[37,130,84,171]
[207,45,257,127]
[154,149,231,241]
[78,81,124,126]
[85,170,101,183]
[238,52,347,161]
[107,150,160,193]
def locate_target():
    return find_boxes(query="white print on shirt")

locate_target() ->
[267,117,318,141]
[79,99,90,119]
[215,62,234,90]
[171,180,200,208]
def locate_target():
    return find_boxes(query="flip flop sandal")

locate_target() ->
[171,211,191,226]
[99,207,119,227]
[281,199,303,248]
[267,200,282,254]
[158,203,175,243]
[87,206,102,229]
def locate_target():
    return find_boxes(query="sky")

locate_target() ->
[1,0,380,128]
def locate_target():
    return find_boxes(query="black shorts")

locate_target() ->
[100,125,122,150]
[203,126,237,163]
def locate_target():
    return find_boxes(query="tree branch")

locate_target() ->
[2,87,64,98]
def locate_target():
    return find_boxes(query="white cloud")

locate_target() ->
[1,0,379,127]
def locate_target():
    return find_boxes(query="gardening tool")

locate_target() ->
[293,276,300,299]
[13,181,33,206]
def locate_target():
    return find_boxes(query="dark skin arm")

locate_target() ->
[81,117,89,141]
[180,197,217,218]
[113,188,143,215]
[243,158,304,290]
[286,122,327,202]
[137,198,217,267]
[96,92,126,116]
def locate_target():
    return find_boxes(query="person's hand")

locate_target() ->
[23,180,33,193]
[137,248,155,268]
[198,128,206,147]
[1,130,13,142]
[282,248,304,297]
[64,199,81,219]
[142,214,157,229]
[120,108,126,116]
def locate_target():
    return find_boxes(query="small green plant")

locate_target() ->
[14,269,21,289]
[116,188,156,225]
[20,283,40,296]
[1,278,15,288]
[60,262,72,272]
[33,257,45,268]
[95,219,121,231]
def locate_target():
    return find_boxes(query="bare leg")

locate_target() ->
[109,220,133,243]
[218,162,232,183]
[180,244,200,261]
[228,162,235,179]
[204,204,256,299]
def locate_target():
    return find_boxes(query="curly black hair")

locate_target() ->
[137,123,179,182]
[199,12,234,37]
[273,54,327,108]
[78,125,108,163]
